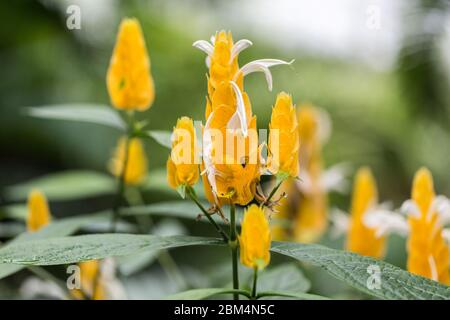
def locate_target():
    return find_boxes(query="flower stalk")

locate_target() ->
[186,187,229,242]
[229,201,239,300]
[251,266,258,299]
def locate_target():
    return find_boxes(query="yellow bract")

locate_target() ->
[239,204,271,270]
[71,260,105,300]
[293,105,328,243]
[109,137,148,185]
[167,117,200,188]
[208,31,239,93]
[107,18,154,111]
[202,32,260,206]
[346,167,385,258]
[407,167,450,284]
[27,189,51,232]
[267,92,299,177]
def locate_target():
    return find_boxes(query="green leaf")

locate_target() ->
[271,241,450,300]
[145,130,172,149]
[0,212,108,279]
[26,104,125,130]
[4,168,174,202]
[163,288,250,300]
[0,205,27,221]
[0,234,221,266]
[257,263,310,293]
[4,170,116,201]
[120,201,210,220]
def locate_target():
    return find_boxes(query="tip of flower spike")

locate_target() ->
[413,167,434,194]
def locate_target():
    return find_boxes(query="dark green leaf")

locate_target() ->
[271,241,450,300]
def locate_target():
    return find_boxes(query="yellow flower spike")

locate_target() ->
[239,204,271,270]
[346,167,386,258]
[27,189,51,232]
[267,92,299,177]
[109,137,148,185]
[107,18,154,111]
[71,260,105,300]
[209,31,239,91]
[407,167,450,284]
[167,117,200,189]
[292,104,328,243]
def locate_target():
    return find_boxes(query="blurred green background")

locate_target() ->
[0,0,449,299]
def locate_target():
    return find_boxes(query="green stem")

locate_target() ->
[264,178,284,205]
[251,267,258,299]
[229,202,239,300]
[111,136,131,233]
[186,187,229,242]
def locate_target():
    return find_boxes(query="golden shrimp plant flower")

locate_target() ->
[193,31,292,206]
[364,167,450,284]
[107,18,155,111]
[167,117,200,189]
[239,204,271,270]
[293,106,328,243]
[71,260,105,300]
[346,167,386,258]
[27,189,51,232]
[109,137,148,185]
[267,92,299,178]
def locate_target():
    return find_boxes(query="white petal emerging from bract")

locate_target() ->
[320,163,351,194]
[432,195,450,225]
[364,209,409,238]
[442,229,450,244]
[399,199,421,218]
[295,171,313,195]
[230,39,253,62]
[192,40,214,56]
[329,208,350,239]
[237,59,294,91]
[202,112,223,201]
[227,81,248,137]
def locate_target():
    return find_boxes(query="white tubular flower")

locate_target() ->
[329,208,350,239]
[399,199,421,218]
[295,170,313,195]
[192,40,214,56]
[442,229,450,244]
[432,195,450,225]
[236,59,294,91]
[363,209,409,238]
[230,39,253,62]
[320,163,351,194]
[227,81,248,137]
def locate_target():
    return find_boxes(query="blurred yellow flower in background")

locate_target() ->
[71,260,105,300]
[239,204,271,270]
[27,189,51,232]
[346,167,386,258]
[293,105,328,243]
[407,168,449,284]
[167,117,200,189]
[107,18,155,111]
[109,137,148,185]
[267,92,299,178]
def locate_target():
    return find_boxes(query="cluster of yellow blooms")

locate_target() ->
[346,167,450,284]
[23,17,450,298]
[166,30,299,271]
